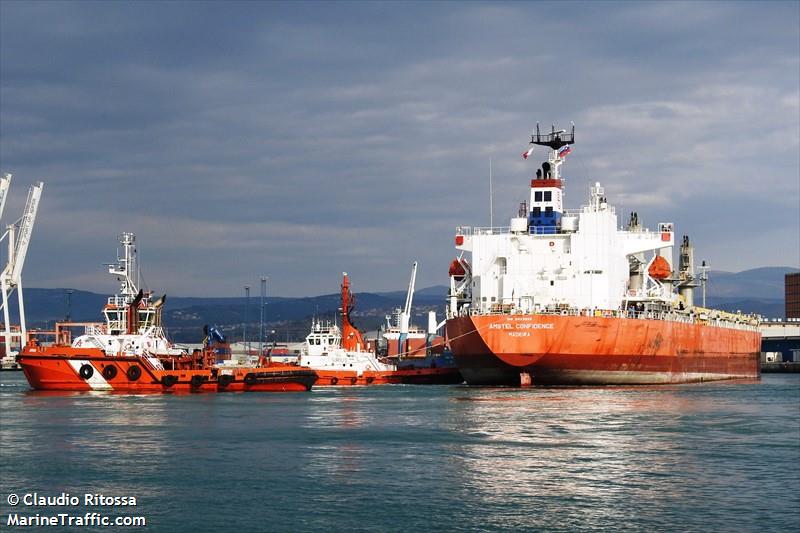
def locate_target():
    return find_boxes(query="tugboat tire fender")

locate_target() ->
[102,365,117,380]
[127,365,142,381]
[330,377,338,385]
[218,374,234,387]
[161,375,178,387]
[79,364,94,380]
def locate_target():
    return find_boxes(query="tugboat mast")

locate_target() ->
[107,232,139,302]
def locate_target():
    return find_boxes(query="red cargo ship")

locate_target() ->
[445,125,760,385]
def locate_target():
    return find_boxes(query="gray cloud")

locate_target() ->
[1,0,797,297]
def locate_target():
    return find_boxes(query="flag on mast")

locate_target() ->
[522,146,534,160]
[558,145,572,158]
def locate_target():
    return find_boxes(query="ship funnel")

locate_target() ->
[399,313,409,334]
[427,311,437,335]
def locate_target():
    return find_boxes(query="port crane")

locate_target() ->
[0,173,44,360]
[397,261,417,357]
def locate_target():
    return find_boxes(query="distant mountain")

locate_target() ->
[12,286,444,342]
[705,297,785,320]
[12,267,796,342]
[706,267,798,300]
[21,288,108,323]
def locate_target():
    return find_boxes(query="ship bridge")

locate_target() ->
[450,124,680,316]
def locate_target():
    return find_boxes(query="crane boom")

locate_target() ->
[404,261,417,315]
[0,174,11,223]
[397,262,418,358]
[11,182,43,282]
[0,178,44,360]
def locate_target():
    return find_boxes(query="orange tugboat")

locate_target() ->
[446,125,760,385]
[287,272,461,386]
[17,233,317,392]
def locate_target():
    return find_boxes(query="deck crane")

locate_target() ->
[1,175,44,359]
[397,261,417,358]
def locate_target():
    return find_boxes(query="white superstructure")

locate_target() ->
[296,319,394,373]
[70,233,181,363]
[449,125,683,317]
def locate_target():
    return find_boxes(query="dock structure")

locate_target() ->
[759,272,800,372]
[760,318,800,372]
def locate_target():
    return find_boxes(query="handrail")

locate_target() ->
[456,224,669,239]
[458,305,759,331]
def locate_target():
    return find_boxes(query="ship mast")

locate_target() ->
[108,232,138,300]
[340,272,366,352]
[526,123,575,235]
[104,233,145,335]
[529,123,575,180]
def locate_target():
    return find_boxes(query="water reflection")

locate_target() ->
[299,390,372,483]
[441,385,736,530]
[1,372,797,532]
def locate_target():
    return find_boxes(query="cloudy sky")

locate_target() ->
[1,1,798,297]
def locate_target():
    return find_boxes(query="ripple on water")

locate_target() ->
[1,372,798,532]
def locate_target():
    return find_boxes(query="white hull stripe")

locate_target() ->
[67,360,113,390]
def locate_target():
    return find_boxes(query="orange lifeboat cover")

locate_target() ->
[449,259,466,278]
[648,256,671,280]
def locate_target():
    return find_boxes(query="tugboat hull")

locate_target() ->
[18,349,317,393]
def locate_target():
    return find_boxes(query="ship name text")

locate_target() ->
[489,323,555,330]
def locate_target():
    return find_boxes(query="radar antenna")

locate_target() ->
[531,122,575,150]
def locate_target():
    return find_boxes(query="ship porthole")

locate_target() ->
[127,365,142,381]
[102,365,117,380]
[79,364,94,380]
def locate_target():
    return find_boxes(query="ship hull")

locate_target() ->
[446,314,761,386]
[18,348,317,392]
[312,367,462,386]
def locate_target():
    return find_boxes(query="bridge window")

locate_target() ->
[532,207,541,216]
[545,206,553,217]
[534,191,542,201]
[543,191,552,201]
